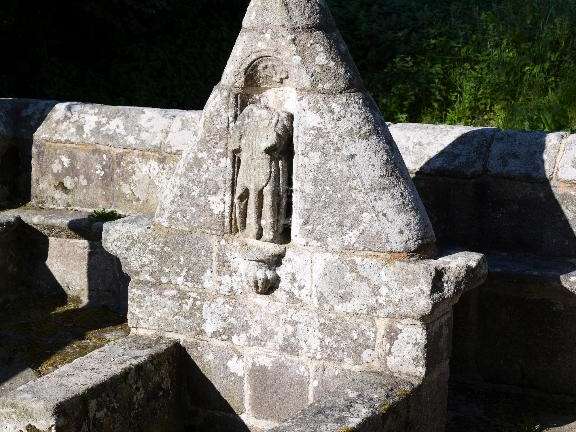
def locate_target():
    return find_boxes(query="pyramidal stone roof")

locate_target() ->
[156,0,436,255]
[242,0,336,30]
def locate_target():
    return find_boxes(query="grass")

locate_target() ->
[89,209,124,222]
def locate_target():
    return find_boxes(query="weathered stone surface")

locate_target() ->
[293,91,435,253]
[32,142,115,210]
[43,237,89,303]
[156,0,435,256]
[271,375,415,432]
[31,141,179,214]
[557,134,576,182]
[162,109,202,154]
[190,409,252,432]
[155,85,231,234]
[0,208,127,312]
[0,207,101,240]
[179,338,246,414]
[0,367,39,396]
[0,336,182,432]
[34,102,175,152]
[312,250,486,320]
[215,239,314,302]
[129,281,378,366]
[406,367,450,432]
[487,130,566,181]
[246,353,310,422]
[310,364,414,402]
[242,0,336,30]
[103,216,214,288]
[377,314,452,379]
[113,150,177,213]
[221,29,362,94]
[389,123,494,177]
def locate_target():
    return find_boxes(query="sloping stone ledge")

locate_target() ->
[0,207,104,241]
[270,389,412,432]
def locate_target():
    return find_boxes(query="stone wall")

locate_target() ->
[103,214,484,430]
[391,123,576,258]
[0,98,202,214]
[4,99,575,257]
[2,98,576,419]
[4,100,575,253]
[389,123,576,399]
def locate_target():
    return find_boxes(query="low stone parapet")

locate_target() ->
[0,335,181,432]
[0,207,127,313]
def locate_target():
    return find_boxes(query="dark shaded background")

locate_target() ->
[1,0,575,131]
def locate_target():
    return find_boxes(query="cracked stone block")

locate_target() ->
[246,353,310,422]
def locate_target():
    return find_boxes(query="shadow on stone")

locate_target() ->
[177,345,251,432]
[413,129,576,430]
[0,219,128,392]
[0,99,58,209]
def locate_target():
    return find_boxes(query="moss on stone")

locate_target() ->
[2,296,129,377]
[89,209,124,222]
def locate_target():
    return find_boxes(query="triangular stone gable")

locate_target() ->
[156,0,435,254]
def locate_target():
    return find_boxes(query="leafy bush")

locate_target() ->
[0,0,574,132]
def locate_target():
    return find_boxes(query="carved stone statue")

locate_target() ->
[230,104,293,244]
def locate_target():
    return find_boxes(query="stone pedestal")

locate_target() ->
[104,216,486,430]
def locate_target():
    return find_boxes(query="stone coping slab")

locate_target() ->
[0,207,114,240]
[34,102,202,155]
[486,253,576,295]
[0,335,181,432]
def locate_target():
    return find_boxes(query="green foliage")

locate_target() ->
[329,0,576,132]
[0,0,575,132]
[89,209,124,222]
